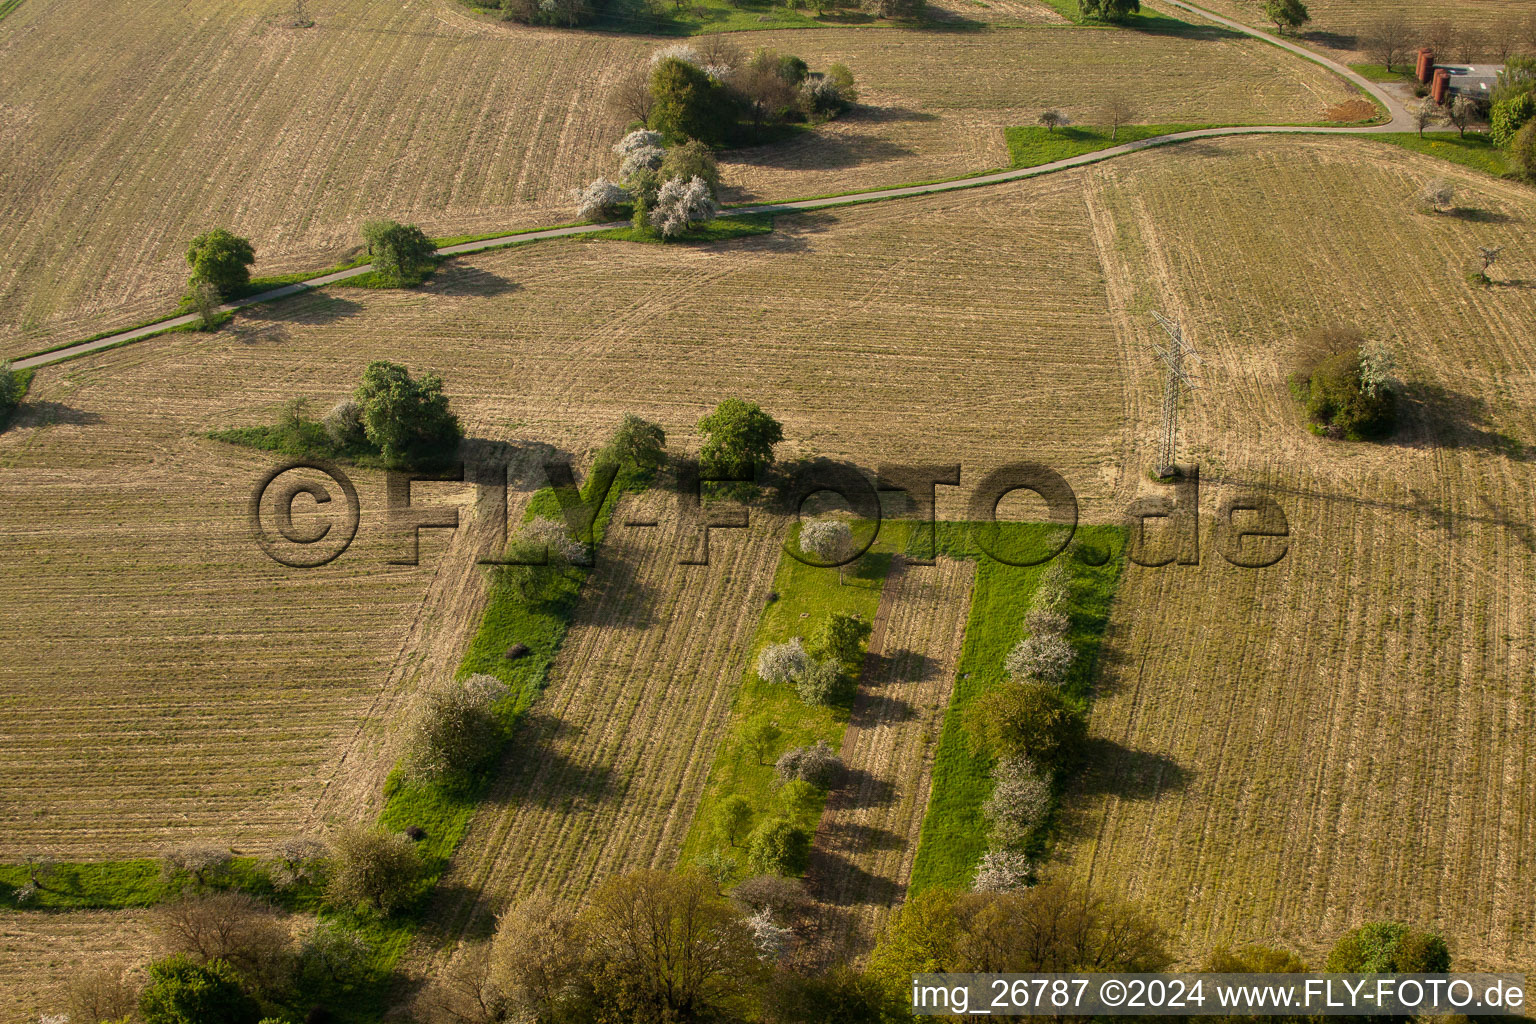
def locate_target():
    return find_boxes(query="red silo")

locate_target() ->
[1432,68,1450,104]
[1417,48,1435,83]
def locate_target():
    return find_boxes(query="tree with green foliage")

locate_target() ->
[403,674,509,785]
[769,965,893,1023]
[812,610,872,668]
[1207,943,1309,972]
[1038,108,1070,132]
[1325,922,1450,972]
[965,680,1087,772]
[1492,55,1536,106]
[0,362,23,428]
[138,955,260,1024]
[361,219,437,287]
[190,279,222,331]
[599,413,667,473]
[794,657,847,706]
[659,138,721,196]
[1512,119,1536,181]
[1262,0,1308,33]
[353,360,462,468]
[1290,329,1396,440]
[186,229,256,297]
[1491,92,1535,146]
[743,717,782,765]
[714,794,754,847]
[1077,0,1138,23]
[697,398,784,479]
[747,817,812,875]
[649,57,736,145]
[325,826,425,916]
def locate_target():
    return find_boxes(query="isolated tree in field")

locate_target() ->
[775,739,843,787]
[743,717,782,765]
[698,398,784,479]
[799,517,855,581]
[1101,94,1138,141]
[747,818,812,875]
[403,674,509,785]
[1418,178,1453,213]
[714,794,755,847]
[650,175,719,239]
[1413,97,1440,138]
[757,638,811,685]
[1447,94,1475,138]
[1262,0,1307,33]
[649,57,734,145]
[186,229,255,297]
[572,178,630,221]
[812,610,872,668]
[972,848,1035,893]
[1037,108,1070,133]
[1363,15,1411,73]
[579,870,767,1021]
[983,755,1052,849]
[1077,0,1137,23]
[600,412,667,472]
[1290,328,1396,439]
[138,955,260,1024]
[1325,922,1450,972]
[1005,632,1076,685]
[326,826,424,916]
[1476,245,1503,279]
[361,219,436,287]
[353,360,462,468]
[966,680,1086,772]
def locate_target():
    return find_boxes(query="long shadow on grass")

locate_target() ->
[239,292,362,326]
[1074,738,1191,801]
[1390,383,1534,462]
[426,265,522,298]
[11,401,102,428]
[835,766,898,809]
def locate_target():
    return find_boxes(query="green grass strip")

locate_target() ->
[1005,123,1225,168]
[1367,131,1514,179]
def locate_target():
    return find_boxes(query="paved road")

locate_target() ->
[13,0,1421,372]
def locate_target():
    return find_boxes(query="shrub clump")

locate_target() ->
[1005,633,1076,685]
[982,756,1052,849]
[1289,328,1397,440]
[746,817,812,876]
[774,739,843,789]
[402,673,510,785]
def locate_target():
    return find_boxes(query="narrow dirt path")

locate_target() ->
[802,556,976,961]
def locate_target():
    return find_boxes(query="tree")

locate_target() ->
[1491,92,1536,146]
[659,138,721,196]
[1492,56,1536,107]
[868,0,924,19]
[1102,94,1138,141]
[190,279,222,331]
[321,398,365,449]
[1512,119,1536,180]
[735,51,799,131]
[743,717,783,765]
[1262,0,1307,33]
[1447,94,1475,138]
[361,219,436,287]
[66,970,141,1024]
[805,64,858,119]
[155,893,292,993]
[1025,606,1069,637]
[611,69,656,126]
[1413,97,1440,138]
[295,920,374,997]
[799,517,855,581]
[794,657,846,706]
[775,739,843,788]
[747,818,812,875]
[0,362,23,428]
[1207,943,1309,972]
[325,826,425,916]
[715,794,754,847]
[1325,922,1451,972]
[138,955,260,1024]
[1418,178,1453,213]
[1292,329,1397,439]
[811,610,871,667]
[649,57,735,145]
[972,849,1034,893]
[1005,633,1076,684]
[186,229,255,297]
[161,846,233,888]
[769,965,890,1024]
[577,870,767,1021]
[982,755,1052,848]
[353,360,462,468]
[650,174,718,239]
[966,680,1087,772]
[488,893,584,1021]
[600,413,667,472]
[403,674,509,785]
[1363,15,1411,73]
[1037,108,1070,132]
[732,874,808,919]
[1077,0,1137,23]
[757,638,811,685]
[698,398,784,479]
[572,178,630,221]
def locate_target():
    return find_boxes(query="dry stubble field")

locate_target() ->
[0,0,1355,354]
[1189,0,1536,61]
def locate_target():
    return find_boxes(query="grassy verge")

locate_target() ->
[677,521,899,885]
[1350,63,1415,83]
[587,213,774,245]
[1368,131,1514,179]
[1005,123,1221,168]
[207,420,392,469]
[1035,0,1193,31]
[907,522,1125,894]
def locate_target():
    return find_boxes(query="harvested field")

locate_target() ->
[0,0,1355,355]
[1059,136,1536,970]
[0,910,158,1023]
[804,555,973,960]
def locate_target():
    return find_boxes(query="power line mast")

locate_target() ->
[1150,310,1201,478]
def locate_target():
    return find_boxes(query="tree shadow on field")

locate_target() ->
[427,264,522,298]
[1073,738,1191,802]
[239,292,362,327]
[835,766,898,808]
[484,712,615,808]
[730,128,917,172]
[1448,207,1516,225]
[1302,30,1357,52]
[817,820,905,853]
[884,647,934,682]
[458,438,580,494]
[579,546,655,630]
[1388,382,1534,462]
[806,849,901,906]
[11,401,102,428]
[851,690,917,725]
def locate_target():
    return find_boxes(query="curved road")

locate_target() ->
[14,0,1421,372]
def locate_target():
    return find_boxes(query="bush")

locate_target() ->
[1005,633,1076,685]
[156,893,293,993]
[403,674,510,784]
[965,681,1087,772]
[811,611,871,667]
[325,826,425,916]
[1078,0,1137,21]
[1490,92,1535,146]
[572,178,631,221]
[731,874,808,920]
[321,399,365,448]
[0,361,23,427]
[1325,922,1451,972]
[794,657,847,706]
[1024,607,1069,638]
[1291,330,1396,440]
[649,57,736,146]
[698,398,784,480]
[971,848,1035,893]
[659,139,721,196]
[600,413,667,472]
[353,360,463,468]
[804,64,858,118]
[747,818,812,875]
[982,756,1052,849]
[1511,120,1536,181]
[186,229,256,297]
[757,638,811,686]
[774,739,843,788]
[361,219,436,287]
[650,175,718,239]
[138,955,260,1024]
